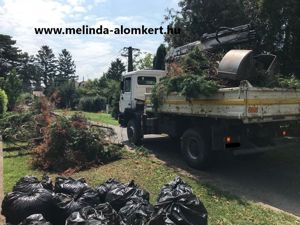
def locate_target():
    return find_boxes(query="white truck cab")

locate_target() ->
[119,70,166,113]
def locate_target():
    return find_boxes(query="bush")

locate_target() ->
[32,113,122,171]
[14,93,34,112]
[16,93,34,105]
[0,89,8,115]
[55,81,80,109]
[78,96,106,112]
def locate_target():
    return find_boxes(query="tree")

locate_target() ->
[0,69,22,110]
[105,58,126,81]
[258,0,300,76]
[78,79,98,97]
[18,52,43,92]
[165,0,248,47]
[135,53,154,70]
[164,0,300,76]
[0,34,21,76]
[36,45,57,92]
[57,49,77,83]
[56,80,79,109]
[0,34,43,92]
[153,44,167,70]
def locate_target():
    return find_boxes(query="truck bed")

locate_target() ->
[145,85,300,124]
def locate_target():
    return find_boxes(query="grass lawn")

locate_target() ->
[3,150,300,225]
[3,150,41,192]
[55,110,119,126]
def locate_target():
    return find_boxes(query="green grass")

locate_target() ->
[55,110,119,126]
[3,150,300,225]
[4,150,42,193]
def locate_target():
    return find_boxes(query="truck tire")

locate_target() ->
[127,119,142,145]
[181,129,212,169]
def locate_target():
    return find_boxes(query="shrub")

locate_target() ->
[2,69,22,110]
[0,89,8,115]
[78,96,106,112]
[55,81,80,109]
[14,93,34,112]
[32,113,122,171]
[16,93,34,105]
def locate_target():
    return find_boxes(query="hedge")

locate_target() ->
[78,96,106,112]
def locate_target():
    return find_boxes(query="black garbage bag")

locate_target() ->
[119,198,154,225]
[156,177,193,203]
[40,175,53,191]
[1,189,55,225]
[95,203,124,224]
[54,188,101,224]
[95,179,121,202]
[18,214,52,225]
[13,175,53,193]
[148,177,208,225]
[105,180,150,211]
[54,177,89,196]
[65,203,123,225]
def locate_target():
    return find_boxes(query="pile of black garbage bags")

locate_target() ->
[2,175,208,225]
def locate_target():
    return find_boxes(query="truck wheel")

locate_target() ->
[181,129,211,169]
[127,119,142,145]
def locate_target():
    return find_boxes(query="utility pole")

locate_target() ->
[121,46,140,72]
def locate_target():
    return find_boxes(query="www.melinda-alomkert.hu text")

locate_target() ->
[34,25,180,35]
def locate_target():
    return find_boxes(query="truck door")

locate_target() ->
[119,76,132,113]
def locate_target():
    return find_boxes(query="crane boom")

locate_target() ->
[165,24,256,62]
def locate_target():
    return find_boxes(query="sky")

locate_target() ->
[0,0,179,80]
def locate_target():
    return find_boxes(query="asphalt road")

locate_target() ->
[111,125,300,217]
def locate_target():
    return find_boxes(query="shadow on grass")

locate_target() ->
[4,151,33,158]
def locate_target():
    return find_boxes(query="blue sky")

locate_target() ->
[0,0,179,80]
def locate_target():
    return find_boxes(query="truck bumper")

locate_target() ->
[232,137,300,156]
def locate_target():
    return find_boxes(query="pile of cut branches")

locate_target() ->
[151,47,300,109]
[151,47,220,109]
[32,113,122,172]
[0,97,52,149]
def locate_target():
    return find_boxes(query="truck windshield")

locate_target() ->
[137,76,156,85]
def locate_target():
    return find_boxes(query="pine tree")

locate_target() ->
[105,58,126,81]
[0,34,22,76]
[36,45,57,91]
[57,49,77,83]
[153,44,167,70]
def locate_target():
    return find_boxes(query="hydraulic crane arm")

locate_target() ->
[165,24,256,62]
